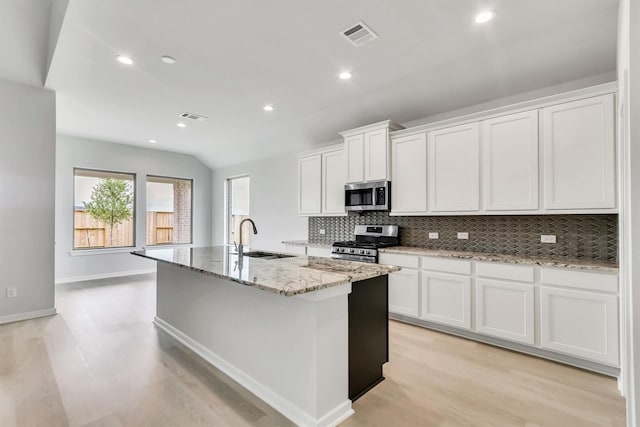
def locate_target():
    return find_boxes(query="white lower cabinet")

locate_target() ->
[476,278,535,344]
[388,269,420,317]
[380,252,620,370]
[540,286,619,365]
[420,272,471,329]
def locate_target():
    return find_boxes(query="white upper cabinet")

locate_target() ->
[482,111,539,211]
[298,154,322,215]
[364,128,389,181]
[344,134,364,183]
[298,146,346,216]
[391,133,428,214]
[322,148,346,214]
[341,120,403,183]
[542,94,616,209]
[428,122,480,212]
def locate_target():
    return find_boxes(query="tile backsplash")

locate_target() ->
[309,213,618,262]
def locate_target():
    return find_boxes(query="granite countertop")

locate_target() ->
[132,246,399,297]
[379,246,618,272]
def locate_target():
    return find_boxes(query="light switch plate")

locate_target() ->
[541,234,556,244]
[457,232,469,240]
[319,229,326,235]
[428,232,439,239]
[6,287,17,298]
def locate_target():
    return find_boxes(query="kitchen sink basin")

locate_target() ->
[242,251,295,260]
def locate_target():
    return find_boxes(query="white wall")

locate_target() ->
[618,0,640,424]
[212,152,307,251]
[0,78,56,321]
[55,135,212,282]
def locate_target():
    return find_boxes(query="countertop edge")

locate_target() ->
[131,251,394,296]
[378,247,618,273]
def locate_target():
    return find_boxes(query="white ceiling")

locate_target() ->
[45,0,619,168]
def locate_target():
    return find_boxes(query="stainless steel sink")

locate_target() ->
[242,251,295,260]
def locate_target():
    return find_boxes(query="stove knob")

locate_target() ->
[359,249,365,255]
[349,248,355,254]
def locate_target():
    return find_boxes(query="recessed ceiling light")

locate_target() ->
[177,122,187,128]
[115,55,134,65]
[339,71,352,80]
[161,55,176,64]
[263,104,275,112]
[149,139,158,144]
[475,11,495,24]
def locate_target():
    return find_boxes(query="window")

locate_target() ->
[226,176,250,246]
[74,169,135,249]
[146,176,193,245]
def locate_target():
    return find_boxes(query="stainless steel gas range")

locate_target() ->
[330,225,399,263]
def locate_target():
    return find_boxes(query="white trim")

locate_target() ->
[389,208,618,216]
[143,243,193,250]
[55,268,155,284]
[339,120,404,137]
[297,142,344,158]
[391,82,617,138]
[69,247,141,256]
[154,316,353,427]
[0,308,57,325]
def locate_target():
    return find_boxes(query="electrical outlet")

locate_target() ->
[457,232,469,240]
[541,234,557,244]
[428,232,439,239]
[319,229,326,235]
[6,287,17,298]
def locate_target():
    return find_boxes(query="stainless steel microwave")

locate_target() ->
[345,181,390,211]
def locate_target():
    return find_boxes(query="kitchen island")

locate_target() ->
[132,246,399,427]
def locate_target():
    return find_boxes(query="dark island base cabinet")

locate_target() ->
[348,275,389,401]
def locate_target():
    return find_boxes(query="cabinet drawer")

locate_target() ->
[476,262,534,283]
[540,268,618,293]
[421,257,471,275]
[379,253,420,269]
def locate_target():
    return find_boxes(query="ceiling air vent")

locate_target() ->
[179,112,208,122]
[341,21,378,47]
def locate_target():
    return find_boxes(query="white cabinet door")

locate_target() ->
[298,154,321,215]
[364,128,389,181]
[482,111,539,211]
[428,123,480,212]
[542,94,616,209]
[476,279,535,344]
[322,149,346,214]
[420,271,471,329]
[345,134,364,183]
[540,286,619,365]
[391,133,427,214]
[388,269,420,317]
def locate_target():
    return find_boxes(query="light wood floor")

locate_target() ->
[0,274,626,426]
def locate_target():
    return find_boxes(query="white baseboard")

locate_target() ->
[0,308,57,325]
[55,269,156,284]
[154,316,353,427]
